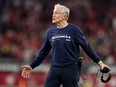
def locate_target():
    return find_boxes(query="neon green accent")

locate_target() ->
[98,61,103,65]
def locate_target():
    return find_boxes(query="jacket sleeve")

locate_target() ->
[76,27,100,63]
[30,31,51,69]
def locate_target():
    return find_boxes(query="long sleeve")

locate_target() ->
[76,27,100,63]
[30,31,51,69]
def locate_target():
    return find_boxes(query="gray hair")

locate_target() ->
[54,4,70,20]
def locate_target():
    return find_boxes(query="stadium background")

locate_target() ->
[0,0,116,87]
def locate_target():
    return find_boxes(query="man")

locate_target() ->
[21,4,110,87]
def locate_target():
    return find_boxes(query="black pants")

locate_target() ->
[44,63,81,87]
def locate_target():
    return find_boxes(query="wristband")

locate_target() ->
[98,61,103,65]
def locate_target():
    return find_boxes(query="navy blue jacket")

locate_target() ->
[30,24,100,69]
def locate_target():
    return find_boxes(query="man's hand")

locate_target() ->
[21,65,33,79]
[99,62,110,70]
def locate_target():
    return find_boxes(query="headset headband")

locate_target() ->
[100,67,111,83]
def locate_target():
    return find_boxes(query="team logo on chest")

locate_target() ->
[51,34,71,41]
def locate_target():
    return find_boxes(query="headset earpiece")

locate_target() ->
[100,67,110,73]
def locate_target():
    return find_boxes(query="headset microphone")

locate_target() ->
[100,67,111,83]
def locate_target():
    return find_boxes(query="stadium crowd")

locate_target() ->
[0,0,115,65]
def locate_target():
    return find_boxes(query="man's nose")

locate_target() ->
[52,13,55,17]
[52,14,54,17]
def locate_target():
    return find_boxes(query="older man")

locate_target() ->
[21,4,109,87]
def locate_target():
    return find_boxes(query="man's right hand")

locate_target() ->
[21,65,33,79]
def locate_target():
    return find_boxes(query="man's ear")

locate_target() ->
[63,15,67,20]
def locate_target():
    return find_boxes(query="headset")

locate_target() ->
[100,67,111,83]
[78,57,111,87]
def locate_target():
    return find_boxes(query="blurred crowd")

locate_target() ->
[0,0,116,65]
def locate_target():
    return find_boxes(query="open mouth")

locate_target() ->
[52,18,55,20]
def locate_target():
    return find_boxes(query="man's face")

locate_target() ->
[52,7,65,23]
